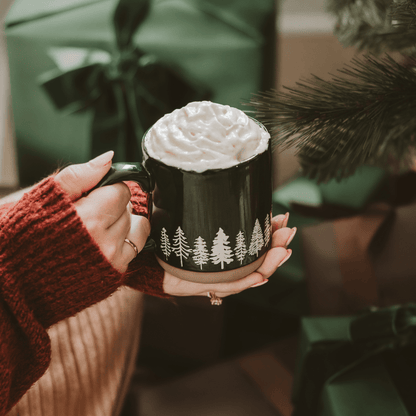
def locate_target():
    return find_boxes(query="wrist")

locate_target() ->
[0,177,123,328]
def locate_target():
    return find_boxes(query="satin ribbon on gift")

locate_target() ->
[38,0,210,162]
[293,304,416,416]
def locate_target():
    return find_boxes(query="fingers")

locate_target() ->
[83,202,130,271]
[77,182,132,229]
[207,247,291,297]
[254,247,292,279]
[74,180,151,273]
[205,272,272,297]
[55,151,114,200]
[272,212,290,232]
[162,273,260,298]
[163,213,297,299]
[272,226,297,248]
[104,212,151,271]
[106,214,151,272]
[163,246,292,298]
[122,215,151,255]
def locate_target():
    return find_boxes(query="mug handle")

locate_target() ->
[93,162,157,251]
[95,162,153,191]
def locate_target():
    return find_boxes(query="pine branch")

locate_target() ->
[249,55,416,182]
[391,0,416,27]
[326,0,416,54]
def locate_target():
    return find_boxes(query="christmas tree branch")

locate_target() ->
[249,55,416,182]
[326,0,416,54]
[390,0,416,28]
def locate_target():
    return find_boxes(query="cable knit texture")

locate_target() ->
[124,181,167,297]
[0,177,166,415]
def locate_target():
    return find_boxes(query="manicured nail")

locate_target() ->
[90,150,114,167]
[283,212,290,228]
[285,227,297,248]
[251,279,269,288]
[279,249,292,267]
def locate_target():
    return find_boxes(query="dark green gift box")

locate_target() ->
[6,0,276,185]
[292,305,416,416]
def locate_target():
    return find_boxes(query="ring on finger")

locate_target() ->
[124,238,138,258]
[207,292,223,306]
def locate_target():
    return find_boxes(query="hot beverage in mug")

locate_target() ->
[98,101,273,283]
[144,100,269,171]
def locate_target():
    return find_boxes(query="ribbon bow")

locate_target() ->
[39,0,210,162]
[293,304,416,416]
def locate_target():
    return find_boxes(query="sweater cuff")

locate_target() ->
[126,181,150,218]
[125,251,169,298]
[125,182,168,298]
[0,201,14,217]
[0,177,124,329]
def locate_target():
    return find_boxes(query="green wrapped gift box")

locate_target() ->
[292,305,416,416]
[273,165,388,212]
[6,0,276,185]
[318,353,413,416]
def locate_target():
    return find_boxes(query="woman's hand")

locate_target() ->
[55,151,151,273]
[163,213,295,297]
[55,151,295,291]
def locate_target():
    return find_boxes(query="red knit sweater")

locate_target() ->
[0,177,167,415]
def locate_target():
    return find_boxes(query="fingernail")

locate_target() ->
[285,227,297,248]
[90,150,114,167]
[279,249,292,267]
[283,212,290,228]
[251,279,268,288]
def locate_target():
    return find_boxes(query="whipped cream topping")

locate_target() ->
[144,101,270,172]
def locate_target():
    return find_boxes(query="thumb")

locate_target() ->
[55,151,114,199]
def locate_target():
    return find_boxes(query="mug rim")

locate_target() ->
[142,116,270,175]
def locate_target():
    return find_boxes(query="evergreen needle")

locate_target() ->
[249,55,416,182]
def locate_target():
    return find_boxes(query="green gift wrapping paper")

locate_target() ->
[273,165,387,212]
[319,355,410,416]
[6,0,276,185]
[292,305,416,416]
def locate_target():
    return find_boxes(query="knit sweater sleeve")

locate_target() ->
[0,202,13,216]
[124,182,167,296]
[0,177,166,414]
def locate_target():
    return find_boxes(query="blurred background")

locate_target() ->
[0,0,360,191]
[3,1,415,416]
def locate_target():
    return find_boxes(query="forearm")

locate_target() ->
[0,177,166,413]
[0,178,122,412]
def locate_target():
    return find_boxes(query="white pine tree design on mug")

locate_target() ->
[193,236,210,270]
[210,228,234,269]
[172,226,191,267]
[234,230,248,265]
[264,213,272,247]
[160,227,171,260]
[248,219,264,257]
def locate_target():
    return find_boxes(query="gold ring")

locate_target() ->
[207,292,223,306]
[124,238,138,258]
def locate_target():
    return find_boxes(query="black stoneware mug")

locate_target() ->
[96,128,273,284]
